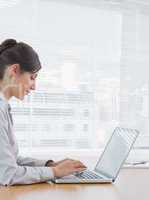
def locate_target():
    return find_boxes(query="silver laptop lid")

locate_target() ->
[95,127,139,181]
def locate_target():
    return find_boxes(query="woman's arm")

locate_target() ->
[0,111,54,186]
[17,156,53,167]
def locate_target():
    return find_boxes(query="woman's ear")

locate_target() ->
[8,64,21,78]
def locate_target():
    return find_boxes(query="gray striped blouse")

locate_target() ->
[0,94,54,186]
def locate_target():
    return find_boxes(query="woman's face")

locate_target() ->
[13,71,38,100]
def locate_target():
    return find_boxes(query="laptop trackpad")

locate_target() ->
[54,175,80,183]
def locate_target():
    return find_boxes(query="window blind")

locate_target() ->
[120,11,149,148]
[4,0,149,151]
[0,0,121,152]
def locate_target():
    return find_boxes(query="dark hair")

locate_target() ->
[0,39,41,79]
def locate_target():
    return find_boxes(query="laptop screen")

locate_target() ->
[95,127,139,180]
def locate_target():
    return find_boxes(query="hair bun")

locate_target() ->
[0,39,17,54]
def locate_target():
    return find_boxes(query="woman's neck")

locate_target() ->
[0,82,12,100]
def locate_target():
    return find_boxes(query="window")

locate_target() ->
[120,11,149,149]
[2,0,148,153]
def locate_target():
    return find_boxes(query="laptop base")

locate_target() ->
[51,174,113,184]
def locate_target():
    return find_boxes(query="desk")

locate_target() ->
[0,168,148,200]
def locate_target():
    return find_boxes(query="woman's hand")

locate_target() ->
[51,159,87,178]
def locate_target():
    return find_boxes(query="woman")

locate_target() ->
[0,39,86,186]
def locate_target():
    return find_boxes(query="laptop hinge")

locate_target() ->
[95,169,113,180]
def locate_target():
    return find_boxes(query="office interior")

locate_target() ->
[0,0,149,170]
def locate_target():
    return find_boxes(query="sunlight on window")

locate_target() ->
[0,0,21,8]
[61,62,79,90]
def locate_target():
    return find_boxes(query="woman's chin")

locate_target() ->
[15,94,25,100]
[19,96,25,100]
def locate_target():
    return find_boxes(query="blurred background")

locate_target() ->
[0,0,149,160]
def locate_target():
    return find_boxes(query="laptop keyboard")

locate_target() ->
[75,170,103,180]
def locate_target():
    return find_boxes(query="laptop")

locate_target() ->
[52,127,139,184]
